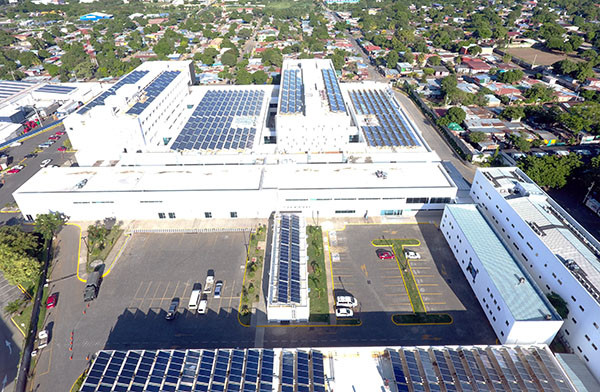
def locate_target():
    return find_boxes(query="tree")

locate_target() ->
[235,69,253,85]
[509,134,531,152]
[34,212,65,241]
[428,56,441,66]
[502,54,512,63]
[261,48,282,67]
[0,226,39,259]
[518,154,583,189]
[221,51,237,67]
[524,84,554,103]
[0,244,40,286]
[386,51,399,69]
[153,37,175,57]
[468,131,487,143]
[497,69,524,84]
[252,70,268,84]
[438,106,466,126]
[500,106,525,121]
[468,45,482,56]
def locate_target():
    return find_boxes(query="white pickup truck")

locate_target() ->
[203,274,214,294]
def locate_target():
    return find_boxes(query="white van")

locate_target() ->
[188,289,202,311]
[197,297,208,314]
[336,296,358,308]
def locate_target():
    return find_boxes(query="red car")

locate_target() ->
[55,131,66,136]
[48,135,60,141]
[57,146,67,152]
[46,293,58,309]
[376,248,395,260]
[6,165,24,174]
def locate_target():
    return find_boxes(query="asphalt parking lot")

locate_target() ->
[329,223,465,314]
[34,230,255,392]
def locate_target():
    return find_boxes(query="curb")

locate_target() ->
[10,315,26,337]
[132,228,250,234]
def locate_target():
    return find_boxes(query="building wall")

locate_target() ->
[441,207,561,345]
[472,169,600,379]
[16,184,456,222]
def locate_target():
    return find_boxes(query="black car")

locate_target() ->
[165,298,179,320]
[24,153,37,159]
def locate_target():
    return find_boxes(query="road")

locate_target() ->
[0,122,74,225]
[0,317,19,392]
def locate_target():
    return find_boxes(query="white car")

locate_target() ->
[404,250,421,259]
[38,143,51,148]
[9,141,22,147]
[197,297,208,314]
[336,307,354,318]
[553,150,569,156]
[335,295,358,308]
[40,159,52,168]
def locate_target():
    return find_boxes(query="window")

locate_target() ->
[505,321,509,326]
[158,213,166,219]
[518,231,524,239]
[558,279,562,285]
[577,346,582,353]
[26,214,33,221]
[230,211,238,218]
[552,273,557,278]
[594,322,599,329]
[584,355,589,362]
[580,305,585,312]
[204,212,212,218]
[500,331,504,336]
[492,316,496,322]
[430,197,451,204]
[572,317,577,324]
[335,210,356,214]
[571,296,576,302]
[565,329,570,335]
[585,335,590,341]
[168,212,176,219]
[407,197,428,204]
[592,344,597,351]
[527,242,533,250]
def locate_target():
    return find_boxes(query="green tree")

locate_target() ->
[235,69,253,85]
[524,84,554,103]
[468,131,487,143]
[153,37,175,57]
[0,244,40,286]
[252,70,268,84]
[509,134,532,152]
[34,212,65,241]
[386,50,399,69]
[497,69,524,84]
[221,51,237,67]
[518,154,583,189]
[261,48,282,67]
[500,106,525,121]
[428,56,441,66]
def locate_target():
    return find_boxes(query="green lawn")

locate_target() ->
[11,285,48,336]
[240,225,267,326]
[307,226,329,323]
[372,238,425,313]
[87,228,123,272]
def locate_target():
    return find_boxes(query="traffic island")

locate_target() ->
[307,226,330,323]
[239,225,267,326]
[392,313,452,325]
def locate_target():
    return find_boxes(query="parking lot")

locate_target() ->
[35,230,256,392]
[329,223,465,314]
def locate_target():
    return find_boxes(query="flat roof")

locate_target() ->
[445,204,557,321]
[16,162,456,195]
[481,167,600,301]
[79,345,575,392]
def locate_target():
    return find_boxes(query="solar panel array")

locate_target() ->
[80,348,325,392]
[387,347,574,392]
[127,71,180,115]
[0,80,35,100]
[77,70,149,114]
[35,84,76,95]
[349,89,421,148]
[279,69,303,114]
[170,89,264,151]
[276,214,301,304]
[321,69,345,113]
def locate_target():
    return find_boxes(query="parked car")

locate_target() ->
[214,281,223,298]
[574,149,592,156]
[48,135,60,141]
[335,307,354,318]
[553,150,569,156]
[404,250,421,259]
[57,146,67,152]
[532,150,547,157]
[40,159,52,168]
[46,293,58,309]
[9,141,22,147]
[38,143,51,148]
[24,153,37,159]
[197,295,208,314]
[7,165,24,174]
[336,296,358,308]
[55,131,66,136]
[376,248,394,260]
[165,298,180,320]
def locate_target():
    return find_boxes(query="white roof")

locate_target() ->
[16,162,455,194]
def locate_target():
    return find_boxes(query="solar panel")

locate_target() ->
[78,70,149,114]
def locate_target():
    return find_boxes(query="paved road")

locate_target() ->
[0,122,74,225]
[393,91,477,183]
[0,316,20,392]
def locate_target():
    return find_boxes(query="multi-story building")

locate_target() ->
[442,204,563,345]
[471,167,600,380]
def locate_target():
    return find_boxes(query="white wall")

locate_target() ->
[472,169,600,379]
[441,206,562,345]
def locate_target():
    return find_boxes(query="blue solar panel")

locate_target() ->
[321,69,346,113]
[77,70,149,114]
[35,84,77,94]
[280,69,304,114]
[389,350,408,386]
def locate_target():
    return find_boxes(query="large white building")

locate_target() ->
[16,59,461,221]
[471,167,600,381]
[442,204,563,345]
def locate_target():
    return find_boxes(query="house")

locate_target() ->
[79,12,113,21]
[396,62,413,74]
[431,65,449,77]
[458,58,492,75]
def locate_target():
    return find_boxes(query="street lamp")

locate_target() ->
[81,235,89,254]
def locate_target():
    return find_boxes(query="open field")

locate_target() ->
[505,47,584,66]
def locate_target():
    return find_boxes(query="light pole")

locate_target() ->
[81,235,89,258]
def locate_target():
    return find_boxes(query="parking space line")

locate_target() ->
[148,282,162,307]
[161,282,171,302]
[421,293,442,296]
[228,279,236,315]
[411,266,431,269]
[424,302,447,305]
[418,283,439,286]
[218,280,225,310]
[143,281,153,299]
[334,274,354,278]
[170,281,181,300]
[415,274,434,277]
[381,276,403,279]
[132,281,144,299]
